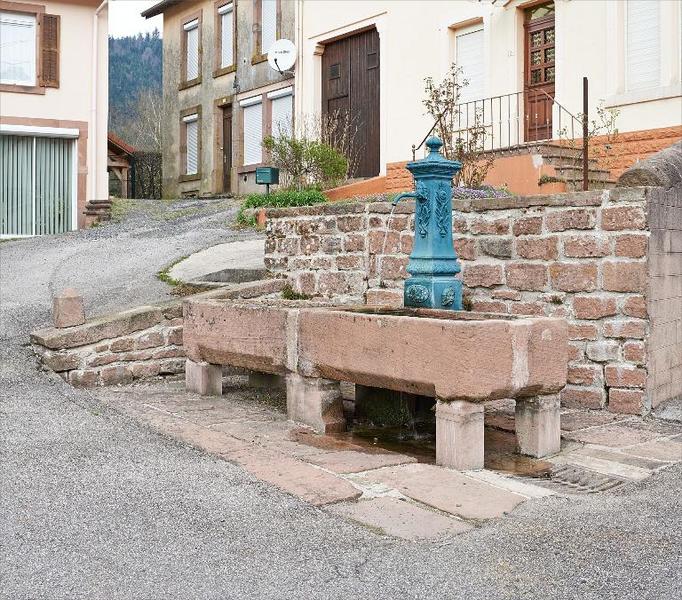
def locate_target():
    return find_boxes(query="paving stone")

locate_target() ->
[306,450,417,474]
[328,497,473,540]
[623,439,682,463]
[551,451,651,481]
[577,446,671,470]
[559,410,627,432]
[226,448,362,506]
[562,424,662,447]
[364,463,526,520]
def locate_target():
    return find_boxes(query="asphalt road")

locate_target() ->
[1,200,680,600]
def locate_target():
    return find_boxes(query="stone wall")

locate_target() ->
[264,187,682,415]
[31,280,284,387]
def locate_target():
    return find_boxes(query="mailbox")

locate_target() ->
[255,167,280,185]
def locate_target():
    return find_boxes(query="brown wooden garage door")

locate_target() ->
[322,28,380,178]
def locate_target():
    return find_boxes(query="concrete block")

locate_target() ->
[515,395,561,458]
[53,288,85,328]
[185,359,223,396]
[286,374,345,433]
[435,400,484,470]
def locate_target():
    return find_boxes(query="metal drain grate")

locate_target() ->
[545,464,627,494]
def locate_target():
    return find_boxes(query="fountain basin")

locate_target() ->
[183,299,568,469]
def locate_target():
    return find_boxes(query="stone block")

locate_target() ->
[479,238,513,259]
[515,236,558,260]
[568,364,603,386]
[549,262,598,292]
[512,216,543,236]
[603,261,648,293]
[561,385,605,409]
[37,348,81,372]
[52,288,85,329]
[435,400,484,470]
[614,234,648,258]
[286,374,345,434]
[505,263,547,291]
[135,331,164,350]
[562,235,610,258]
[601,206,646,231]
[159,358,185,375]
[623,341,646,364]
[469,217,510,235]
[328,497,473,540]
[572,295,617,319]
[166,326,183,346]
[365,288,403,307]
[306,450,416,474]
[463,264,505,288]
[69,369,99,388]
[608,388,645,414]
[545,208,596,232]
[569,323,598,340]
[603,319,647,339]
[622,295,647,318]
[185,359,223,396]
[454,237,476,260]
[515,395,561,458]
[110,337,135,352]
[586,340,620,362]
[100,365,133,386]
[604,364,646,388]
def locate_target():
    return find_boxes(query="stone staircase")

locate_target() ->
[84,198,114,226]
[534,143,616,191]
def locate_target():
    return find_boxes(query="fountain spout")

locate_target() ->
[400,136,463,311]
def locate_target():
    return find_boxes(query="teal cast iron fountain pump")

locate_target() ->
[392,136,463,310]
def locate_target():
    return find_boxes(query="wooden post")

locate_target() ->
[582,76,589,191]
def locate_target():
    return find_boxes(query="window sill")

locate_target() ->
[0,83,45,95]
[179,77,202,91]
[251,53,268,66]
[179,173,202,182]
[605,84,682,108]
[214,65,237,78]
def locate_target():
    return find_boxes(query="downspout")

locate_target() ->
[294,0,303,137]
[90,0,108,202]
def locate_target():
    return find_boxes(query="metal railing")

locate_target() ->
[413,78,590,190]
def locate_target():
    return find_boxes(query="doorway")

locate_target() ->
[321,27,380,178]
[221,106,232,194]
[524,2,555,142]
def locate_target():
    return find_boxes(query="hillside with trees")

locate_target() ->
[109,30,163,151]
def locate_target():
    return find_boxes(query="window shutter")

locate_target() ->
[40,13,60,88]
[184,117,199,175]
[220,4,234,68]
[626,1,660,91]
[268,89,293,137]
[456,29,484,102]
[261,0,277,54]
[241,100,263,165]
[185,22,199,81]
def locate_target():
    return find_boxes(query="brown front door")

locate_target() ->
[222,107,232,193]
[524,3,556,142]
[322,28,380,178]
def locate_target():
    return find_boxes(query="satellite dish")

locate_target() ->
[268,39,296,74]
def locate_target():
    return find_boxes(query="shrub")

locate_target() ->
[262,135,348,190]
[237,188,327,224]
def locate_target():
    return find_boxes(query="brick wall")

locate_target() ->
[647,186,682,409]
[264,187,682,415]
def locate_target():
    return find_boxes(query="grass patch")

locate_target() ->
[157,254,189,287]
[110,198,135,222]
[281,283,311,300]
[170,283,214,296]
[236,188,327,225]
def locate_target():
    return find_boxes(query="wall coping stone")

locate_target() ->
[264,188,650,219]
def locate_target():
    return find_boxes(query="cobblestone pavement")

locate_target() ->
[1,203,681,599]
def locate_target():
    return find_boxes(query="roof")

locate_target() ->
[108,132,136,156]
[141,0,183,19]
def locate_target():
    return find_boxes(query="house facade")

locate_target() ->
[142,0,295,198]
[296,0,682,191]
[0,0,108,237]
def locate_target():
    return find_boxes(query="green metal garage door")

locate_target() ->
[0,134,75,237]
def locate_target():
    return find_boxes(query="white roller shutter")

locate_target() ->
[184,115,199,175]
[626,1,660,91]
[185,19,199,80]
[261,0,277,54]
[268,87,293,137]
[219,3,234,68]
[241,97,263,165]
[456,29,484,103]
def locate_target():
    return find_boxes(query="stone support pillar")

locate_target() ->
[286,374,345,433]
[185,359,223,396]
[515,394,561,458]
[435,400,484,470]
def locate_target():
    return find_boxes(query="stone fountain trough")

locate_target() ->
[183,299,568,470]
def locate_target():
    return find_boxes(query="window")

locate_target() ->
[268,87,293,137]
[626,1,660,91]
[456,29,484,103]
[0,11,37,86]
[240,95,263,165]
[257,0,277,55]
[182,13,201,86]
[217,2,234,70]
[183,113,200,175]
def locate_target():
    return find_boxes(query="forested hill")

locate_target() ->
[109,31,163,147]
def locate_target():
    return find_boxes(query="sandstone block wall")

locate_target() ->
[265,186,681,415]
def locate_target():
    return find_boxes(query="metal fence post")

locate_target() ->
[582,77,589,191]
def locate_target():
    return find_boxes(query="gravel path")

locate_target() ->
[1,201,680,599]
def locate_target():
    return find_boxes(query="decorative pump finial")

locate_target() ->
[390,136,463,310]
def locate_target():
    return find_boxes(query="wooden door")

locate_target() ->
[222,107,232,194]
[524,3,555,142]
[322,28,380,178]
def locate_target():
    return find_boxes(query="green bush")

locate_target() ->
[262,135,348,190]
[237,188,327,224]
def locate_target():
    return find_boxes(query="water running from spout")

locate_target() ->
[378,202,398,289]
